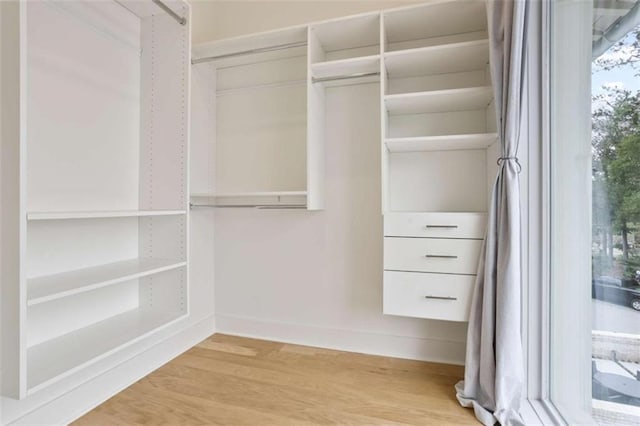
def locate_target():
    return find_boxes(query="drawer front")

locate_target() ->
[383,271,474,321]
[384,237,482,274]
[384,212,486,239]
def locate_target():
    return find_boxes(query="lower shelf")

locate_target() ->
[27,258,187,306]
[27,308,185,394]
[385,133,498,152]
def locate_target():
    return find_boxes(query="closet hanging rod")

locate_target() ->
[192,41,308,65]
[312,71,380,84]
[190,203,307,210]
[151,0,187,25]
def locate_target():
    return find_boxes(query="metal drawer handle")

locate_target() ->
[425,295,458,300]
[425,225,458,229]
[425,254,458,259]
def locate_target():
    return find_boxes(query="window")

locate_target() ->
[549,1,640,423]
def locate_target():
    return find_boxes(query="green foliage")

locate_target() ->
[593,90,640,237]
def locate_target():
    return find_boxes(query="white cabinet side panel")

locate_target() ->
[190,65,216,195]
[26,1,141,212]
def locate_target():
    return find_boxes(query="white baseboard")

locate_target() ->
[216,313,466,365]
[9,315,215,426]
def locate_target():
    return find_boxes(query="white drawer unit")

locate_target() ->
[384,212,486,239]
[384,237,482,274]
[383,271,475,322]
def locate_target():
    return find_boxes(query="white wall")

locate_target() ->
[196,0,468,364]
[191,0,421,43]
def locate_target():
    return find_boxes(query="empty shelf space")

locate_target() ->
[27,308,185,394]
[385,87,493,115]
[27,210,186,221]
[27,258,187,306]
[385,133,498,152]
[384,40,489,79]
[310,13,380,62]
[384,1,487,51]
[311,55,380,82]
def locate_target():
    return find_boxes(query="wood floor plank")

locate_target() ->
[74,334,477,425]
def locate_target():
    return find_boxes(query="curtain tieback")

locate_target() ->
[497,156,522,173]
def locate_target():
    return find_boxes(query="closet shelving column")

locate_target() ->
[1,0,190,399]
[190,26,325,210]
[380,1,496,322]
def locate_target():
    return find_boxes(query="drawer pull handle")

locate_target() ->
[425,254,458,259]
[425,295,458,300]
[425,225,458,229]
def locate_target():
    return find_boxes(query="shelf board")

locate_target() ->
[27,308,185,394]
[191,191,307,198]
[385,133,498,152]
[312,55,380,85]
[27,258,187,306]
[384,40,489,78]
[27,210,186,221]
[385,86,493,115]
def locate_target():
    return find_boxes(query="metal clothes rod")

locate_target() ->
[151,0,187,25]
[192,41,308,65]
[190,203,306,210]
[312,72,380,84]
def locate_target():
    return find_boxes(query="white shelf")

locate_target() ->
[27,258,187,306]
[385,87,493,115]
[384,40,489,79]
[191,191,307,198]
[385,133,498,152]
[312,55,380,83]
[384,1,487,48]
[27,210,186,221]
[27,308,185,394]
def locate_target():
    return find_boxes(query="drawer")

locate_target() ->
[384,212,486,239]
[384,237,482,274]
[383,271,474,321]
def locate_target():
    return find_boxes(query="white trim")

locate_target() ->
[215,313,466,365]
[522,2,567,424]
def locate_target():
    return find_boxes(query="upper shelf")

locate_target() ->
[27,210,186,221]
[310,13,380,63]
[384,40,490,79]
[311,55,380,86]
[384,1,487,51]
[385,87,493,115]
[385,133,498,153]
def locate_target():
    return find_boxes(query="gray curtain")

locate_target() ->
[455,1,527,425]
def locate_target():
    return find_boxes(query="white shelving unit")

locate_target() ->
[191,27,320,209]
[384,86,493,115]
[27,258,187,306]
[380,1,495,322]
[384,40,490,78]
[27,308,184,393]
[385,133,497,152]
[1,0,191,399]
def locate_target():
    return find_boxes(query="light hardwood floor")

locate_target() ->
[74,334,477,425]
